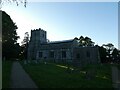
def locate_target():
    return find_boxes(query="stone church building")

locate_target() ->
[27,28,100,64]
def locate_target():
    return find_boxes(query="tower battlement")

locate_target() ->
[30,28,47,43]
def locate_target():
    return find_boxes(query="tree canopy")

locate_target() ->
[97,43,120,63]
[78,36,95,47]
[98,46,108,63]
[112,48,120,63]
[2,11,20,60]
[102,43,114,53]
[0,0,27,8]
[20,32,29,60]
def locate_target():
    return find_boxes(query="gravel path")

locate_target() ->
[10,61,38,88]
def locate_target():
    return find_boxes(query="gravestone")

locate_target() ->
[3,57,5,61]
[112,66,120,89]
[28,60,31,64]
[85,69,96,80]
[119,68,120,85]
[35,60,38,64]
[24,60,27,64]
[66,66,72,73]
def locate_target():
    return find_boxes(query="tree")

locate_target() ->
[112,48,120,63]
[78,36,95,47]
[84,37,95,46]
[102,43,114,62]
[21,32,29,61]
[0,0,27,8]
[79,36,85,46]
[2,11,20,60]
[74,37,79,40]
[98,46,108,63]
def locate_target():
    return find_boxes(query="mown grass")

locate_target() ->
[21,61,118,88]
[2,61,13,88]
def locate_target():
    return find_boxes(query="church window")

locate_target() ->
[42,34,44,37]
[62,51,66,58]
[49,51,54,58]
[76,53,80,59]
[39,52,43,58]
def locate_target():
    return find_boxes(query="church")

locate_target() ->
[27,28,100,65]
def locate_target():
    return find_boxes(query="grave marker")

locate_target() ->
[112,66,120,89]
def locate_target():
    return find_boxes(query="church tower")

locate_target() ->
[30,28,47,43]
[28,28,47,60]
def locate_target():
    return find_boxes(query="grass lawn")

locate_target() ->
[21,61,119,88]
[2,61,13,88]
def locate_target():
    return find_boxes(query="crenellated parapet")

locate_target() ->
[30,28,47,43]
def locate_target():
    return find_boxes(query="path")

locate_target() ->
[10,61,38,88]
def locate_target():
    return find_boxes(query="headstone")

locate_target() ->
[119,69,120,84]
[35,60,38,64]
[28,60,31,64]
[73,68,80,73]
[112,66,120,89]
[3,57,5,61]
[44,62,46,64]
[85,69,95,80]
[66,66,72,73]
[24,60,27,64]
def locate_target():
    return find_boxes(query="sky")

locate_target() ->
[1,1,119,48]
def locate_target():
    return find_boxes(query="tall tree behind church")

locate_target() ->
[21,32,29,60]
[78,36,95,46]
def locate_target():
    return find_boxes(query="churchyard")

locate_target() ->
[2,60,120,88]
[20,60,120,88]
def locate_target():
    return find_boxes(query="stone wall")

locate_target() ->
[73,46,100,65]
[36,48,72,61]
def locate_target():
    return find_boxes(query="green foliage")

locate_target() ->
[102,43,114,56]
[98,46,108,63]
[2,11,21,60]
[103,43,114,51]
[112,48,120,63]
[98,43,120,63]
[78,36,95,47]
[112,48,119,56]
[2,11,19,43]
[20,32,29,59]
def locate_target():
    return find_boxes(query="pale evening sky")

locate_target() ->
[1,1,118,48]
